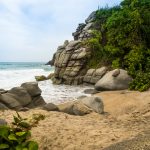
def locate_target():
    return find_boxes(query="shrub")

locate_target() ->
[129,72,150,92]
[84,0,150,91]
[0,112,45,150]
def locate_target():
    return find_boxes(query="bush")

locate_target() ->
[129,72,150,92]
[0,112,45,150]
[84,0,150,91]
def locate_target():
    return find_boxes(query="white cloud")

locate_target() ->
[0,0,122,62]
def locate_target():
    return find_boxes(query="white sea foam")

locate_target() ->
[0,69,90,104]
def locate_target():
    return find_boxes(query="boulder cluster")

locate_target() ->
[0,82,46,110]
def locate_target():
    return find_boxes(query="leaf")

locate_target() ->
[13,116,20,124]
[16,132,26,137]
[16,145,22,150]
[28,141,38,150]
[23,148,28,150]
[16,112,22,120]
[0,144,9,149]
[0,126,9,139]
[18,122,31,129]
[8,134,17,141]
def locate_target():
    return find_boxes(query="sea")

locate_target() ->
[0,62,89,104]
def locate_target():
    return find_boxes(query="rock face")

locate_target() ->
[95,69,133,91]
[50,12,99,85]
[0,82,46,110]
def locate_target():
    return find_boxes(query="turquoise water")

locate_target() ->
[0,62,52,71]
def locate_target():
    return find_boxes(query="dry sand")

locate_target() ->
[0,90,150,150]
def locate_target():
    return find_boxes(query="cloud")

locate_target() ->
[0,0,122,62]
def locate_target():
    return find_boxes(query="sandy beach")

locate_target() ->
[1,90,150,150]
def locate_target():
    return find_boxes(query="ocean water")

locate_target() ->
[0,62,89,104]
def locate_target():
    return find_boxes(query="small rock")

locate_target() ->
[18,107,30,112]
[43,103,59,111]
[35,75,47,81]
[84,89,99,94]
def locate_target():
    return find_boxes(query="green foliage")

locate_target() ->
[85,0,150,91]
[0,112,45,150]
[129,72,150,92]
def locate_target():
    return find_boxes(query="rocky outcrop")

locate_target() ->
[95,69,133,91]
[49,11,133,91]
[0,82,46,110]
[50,12,99,85]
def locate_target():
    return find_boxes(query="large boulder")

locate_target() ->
[0,93,22,109]
[59,102,92,116]
[95,69,133,91]
[21,82,41,97]
[0,87,32,109]
[81,96,104,114]
[8,87,32,106]
[31,96,46,107]
[59,96,104,115]
[0,102,8,110]
[72,102,93,116]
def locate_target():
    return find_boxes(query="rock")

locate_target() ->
[94,67,108,77]
[0,119,7,126]
[95,69,133,91]
[0,89,7,94]
[81,96,104,114]
[21,82,41,97]
[83,22,93,31]
[59,101,92,116]
[47,73,54,79]
[0,102,8,110]
[18,107,30,112]
[66,40,81,51]
[43,103,59,111]
[0,93,22,109]
[84,89,99,94]
[112,69,120,77]
[85,11,96,23]
[8,87,32,106]
[31,96,46,107]
[72,102,92,116]
[35,75,47,81]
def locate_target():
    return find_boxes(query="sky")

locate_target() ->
[0,0,122,62]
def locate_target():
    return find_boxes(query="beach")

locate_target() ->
[1,90,149,150]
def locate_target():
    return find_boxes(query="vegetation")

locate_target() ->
[0,112,45,150]
[84,0,150,91]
